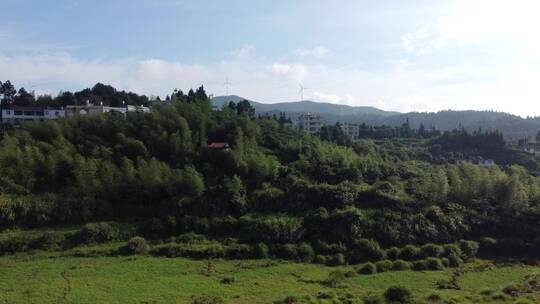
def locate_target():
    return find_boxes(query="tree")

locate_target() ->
[236,100,255,118]
[13,88,36,106]
[0,80,16,105]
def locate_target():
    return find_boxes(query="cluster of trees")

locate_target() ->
[0,81,151,108]
[0,84,539,257]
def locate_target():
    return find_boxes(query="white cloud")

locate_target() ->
[231,45,255,60]
[2,45,540,117]
[295,46,330,58]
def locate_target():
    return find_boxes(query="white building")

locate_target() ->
[341,123,360,140]
[298,113,324,134]
[65,103,150,117]
[1,106,65,123]
[523,143,540,155]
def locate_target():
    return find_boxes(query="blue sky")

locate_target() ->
[1,0,540,116]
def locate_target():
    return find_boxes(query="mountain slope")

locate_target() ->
[212,95,540,139]
[211,95,399,117]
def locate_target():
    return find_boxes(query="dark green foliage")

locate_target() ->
[254,242,269,258]
[276,296,299,304]
[458,240,479,260]
[358,262,377,275]
[220,277,235,284]
[446,253,463,267]
[399,245,421,261]
[297,243,315,262]
[442,244,462,258]
[386,247,401,260]
[391,260,411,271]
[327,253,346,266]
[77,223,118,244]
[349,239,385,263]
[420,243,444,258]
[32,232,65,250]
[384,286,412,303]
[375,260,393,273]
[425,257,444,270]
[190,295,225,304]
[125,236,149,255]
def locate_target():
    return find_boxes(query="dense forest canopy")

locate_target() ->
[0,83,540,260]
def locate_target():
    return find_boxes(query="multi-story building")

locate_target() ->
[298,113,324,134]
[341,123,360,140]
[1,106,65,123]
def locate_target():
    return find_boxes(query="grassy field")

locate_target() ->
[0,250,539,304]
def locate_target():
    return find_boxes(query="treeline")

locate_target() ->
[0,81,150,107]
[0,85,539,256]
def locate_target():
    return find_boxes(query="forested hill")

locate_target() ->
[213,95,540,139]
[1,85,540,256]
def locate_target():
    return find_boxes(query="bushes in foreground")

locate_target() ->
[384,286,411,303]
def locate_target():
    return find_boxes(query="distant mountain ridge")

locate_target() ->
[211,95,399,117]
[212,95,540,139]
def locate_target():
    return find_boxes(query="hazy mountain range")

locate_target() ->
[212,95,540,140]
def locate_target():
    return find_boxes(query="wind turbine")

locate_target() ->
[224,77,232,96]
[299,84,309,102]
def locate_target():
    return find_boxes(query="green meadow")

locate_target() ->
[1,251,539,304]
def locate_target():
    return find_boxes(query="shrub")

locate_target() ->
[325,270,346,287]
[350,239,385,263]
[220,277,235,284]
[254,242,269,258]
[420,243,444,258]
[441,257,450,267]
[458,240,479,260]
[478,237,497,256]
[491,292,508,301]
[176,232,207,243]
[384,286,412,303]
[479,288,495,296]
[327,253,346,266]
[225,244,253,259]
[412,259,430,271]
[362,293,384,304]
[513,299,533,304]
[392,259,411,271]
[386,247,401,260]
[32,232,65,250]
[190,295,225,304]
[399,245,421,261]
[447,253,463,267]
[314,255,327,264]
[358,262,377,275]
[204,245,226,258]
[375,260,393,273]
[442,244,461,258]
[274,244,298,260]
[125,236,149,255]
[77,222,118,244]
[297,243,315,262]
[277,296,299,304]
[425,257,444,270]
[426,292,442,302]
[502,283,519,296]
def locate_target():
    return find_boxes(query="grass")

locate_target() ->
[1,227,539,303]
[1,250,539,303]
